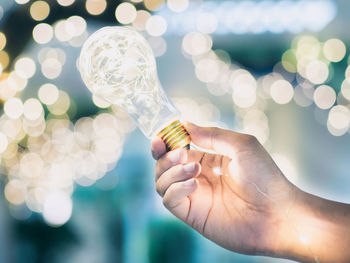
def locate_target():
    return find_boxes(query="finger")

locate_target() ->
[184,122,256,158]
[156,162,201,197]
[151,136,166,160]
[162,178,198,219]
[155,148,188,181]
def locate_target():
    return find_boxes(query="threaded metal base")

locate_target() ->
[157,120,191,151]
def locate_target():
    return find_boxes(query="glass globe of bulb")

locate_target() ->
[79,26,190,150]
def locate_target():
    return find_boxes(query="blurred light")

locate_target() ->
[66,16,86,38]
[323,38,346,62]
[147,36,167,57]
[23,98,43,120]
[196,12,218,34]
[195,58,219,83]
[144,0,164,11]
[41,58,62,79]
[30,1,50,21]
[33,23,53,44]
[20,152,44,177]
[4,98,23,119]
[15,57,36,79]
[341,78,350,101]
[15,0,30,4]
[43,190,72,226]
[54,20,71,42]
[327,105,350,136]
[8,72,28,91]
[0,32,6,51]
[167,0,189,13]
[270,79,294,104]
[231,70,257,108]
[0,132,8,153]
[0,78,17,101]
[345,66,350,78]
[281,50,297,73]
[38,83,59,105]
[182,32,212,56]
[305,60,328,84]
[57,0,75,7]
[47,90,70,115]
[272,154,298,183]
[132,10,151,31]
[146,15,167,36]
[313,85,336,109]
[0,50,9,69]
[85,0,107,16]
[4,180,27,205]
[92,94,111,108]
[115,2,137,24]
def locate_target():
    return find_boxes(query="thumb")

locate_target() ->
[184,122,247,158]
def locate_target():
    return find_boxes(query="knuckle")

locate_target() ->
[155,182,162,196]
[242,134,258,145]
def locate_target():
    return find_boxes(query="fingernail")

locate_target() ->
[168,149,181,163]
[183,178,195,187]
[183,162,196,173]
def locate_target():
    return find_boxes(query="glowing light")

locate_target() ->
[15,57,36,79]
[4,180,27,205]
[300,235,308,244]
[213,166,222,176]
[195,58,219,83]
[92,94,111,108]
[196,12,218,34]
[66,16,86,38]
[85,0,107,15]
[132,10,151,31]
[33,23,53,44]
[8,72,28,91]
[305,60,328,84]
[323,38,346,62]
[144,0,164,11]
[341,78,350,101]
[0,50,9,69]
[38,83,59,105]
[57,0,75,7]
[167,0,189,13]
[146,15,167,36]
[4,98,23,119]
[54,20,71,42]
[41,58,62,79]
[182,32,212,56]
[328,105,350,130]
[20,152,44,177]
[231,71,257,108]
[115,2,137,25]
[43,190,72,226]
[23,98,43,120]
[0,132,8,153]
[270,79,294,104]
[313,85,336,109]
[15,0,30,4]
[47,90,70,115]
[30,1,50,21]
[0,32,6,51]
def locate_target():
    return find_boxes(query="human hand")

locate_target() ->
[151,122,298,257]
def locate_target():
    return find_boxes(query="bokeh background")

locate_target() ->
[0,0,349,262]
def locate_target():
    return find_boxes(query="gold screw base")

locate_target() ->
[157,120,191,151]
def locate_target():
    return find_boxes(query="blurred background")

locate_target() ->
[0,0,349,262]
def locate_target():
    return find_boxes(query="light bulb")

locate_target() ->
[79,26,190,150]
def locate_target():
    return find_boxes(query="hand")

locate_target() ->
[151,122,297,257]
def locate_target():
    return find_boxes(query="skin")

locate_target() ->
[151,122,350,263]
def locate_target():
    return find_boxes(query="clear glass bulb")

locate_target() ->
[79,26,190,149]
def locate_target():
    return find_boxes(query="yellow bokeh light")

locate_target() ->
[270,79,294,104]
[86,0,107,15]
[5,180,27,205]
[30,1,50,21]
[281,49,297,73]
[115,2,137,24]
[167,0,189,12]
[15,57,36,79]
[33,23,53,44]
[4,98,24,119]
[313,85,336,109]
[0,32,6,51]
[323,38,346,63]
[144,0,164,11]
[38,83,59,105]
[0,50,9,69]
[47,90,71,115]
[146,15,167,36]
[132,10,151,31]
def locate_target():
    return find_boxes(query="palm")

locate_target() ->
[183,146,295,254]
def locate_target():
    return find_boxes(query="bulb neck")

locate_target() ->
[157,120,191,151]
